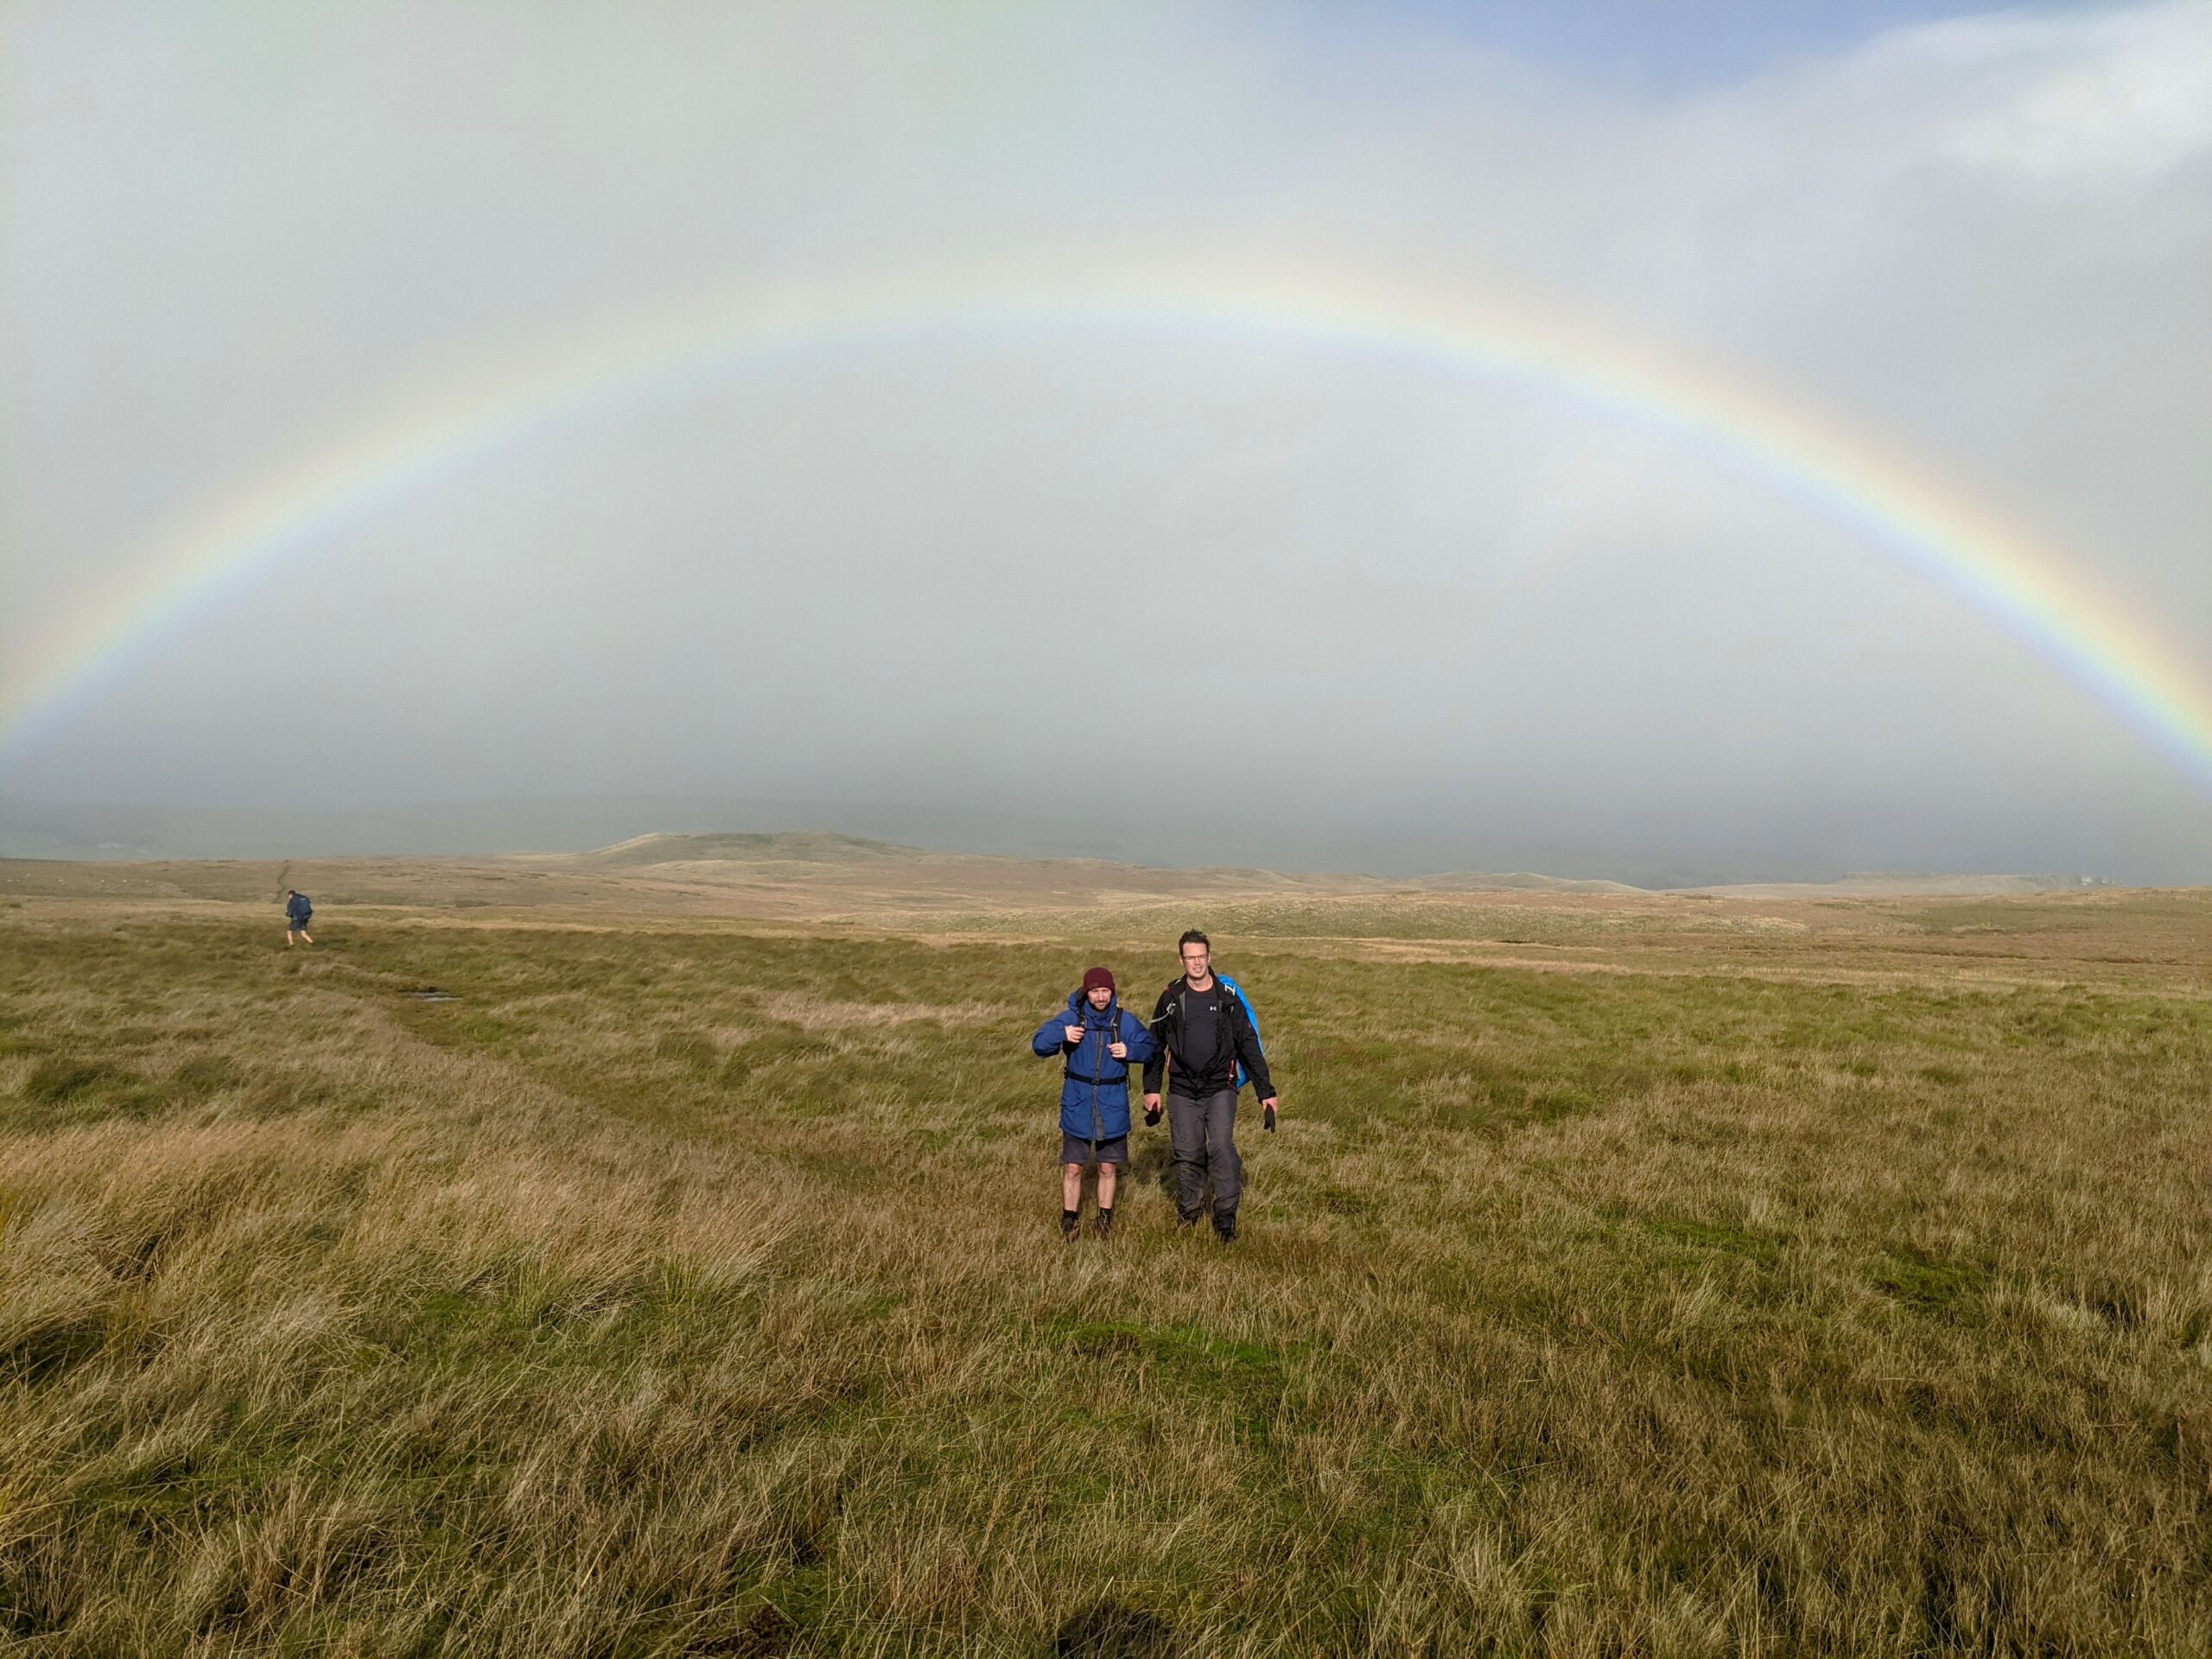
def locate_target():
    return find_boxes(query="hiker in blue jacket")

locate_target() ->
[1031,966,1159,1239]
[283,889,315,948]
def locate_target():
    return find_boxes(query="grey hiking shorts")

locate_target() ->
[1060,1132,1128,1167]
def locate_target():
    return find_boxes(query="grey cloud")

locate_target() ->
[3,1,2208,880]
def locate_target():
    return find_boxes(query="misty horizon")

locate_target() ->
[0,791,2146,891]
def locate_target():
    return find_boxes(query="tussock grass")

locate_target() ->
[1,889,2209,1655]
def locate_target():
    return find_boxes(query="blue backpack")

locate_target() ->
[1216,973,1265,1091]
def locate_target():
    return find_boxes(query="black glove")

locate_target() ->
[1262,1102,1277,1132]
[1144,1105,1162,1128]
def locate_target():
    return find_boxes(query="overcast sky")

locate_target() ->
[3,1,2209,880]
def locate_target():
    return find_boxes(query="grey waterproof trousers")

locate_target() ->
[1166,1088,1242,1221]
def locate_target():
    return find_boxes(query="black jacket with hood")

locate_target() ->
[1141,975,1274,1101]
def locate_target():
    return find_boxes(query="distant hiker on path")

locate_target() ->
[1032,967,1159,1239]
[284,889,314,947]
[1141,930,1278,1243]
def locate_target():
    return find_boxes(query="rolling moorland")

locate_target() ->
[2,835,2209,1656]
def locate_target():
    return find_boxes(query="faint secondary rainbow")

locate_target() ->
[8,249,2210,790]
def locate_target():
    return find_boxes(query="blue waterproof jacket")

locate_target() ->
[1031,990,1160,1141]
[286,893,312,924]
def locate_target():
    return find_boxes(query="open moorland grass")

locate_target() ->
[2,865,2210,1656]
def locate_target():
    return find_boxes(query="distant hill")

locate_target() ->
[579,831,925,867]
[1698,872,2110,898]
[1410,871,1644,895]
[577,834,1654,889]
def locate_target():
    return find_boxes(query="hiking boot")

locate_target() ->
[1061,1209,1081,1240]
[1094,1207,1116,1240]
[1213,1212,1238,1243]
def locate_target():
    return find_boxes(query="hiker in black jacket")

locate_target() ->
[1141,930,1278,1242]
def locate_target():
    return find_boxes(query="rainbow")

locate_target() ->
[7,247,2210,790]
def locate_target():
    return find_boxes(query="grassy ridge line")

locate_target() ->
[1,903,2210,1654]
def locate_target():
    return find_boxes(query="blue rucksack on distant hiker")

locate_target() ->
[1217,973,1264,1091]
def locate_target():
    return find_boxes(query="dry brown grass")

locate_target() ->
[1,863,2209,1655]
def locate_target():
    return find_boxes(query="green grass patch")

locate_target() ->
[1872,1244,1993,1318]
[1636,1213,1783,1263]
[1048,1317,1302,1439]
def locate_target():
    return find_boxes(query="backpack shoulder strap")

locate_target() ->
[1218,974,1263,1074]
[1218,974,1252,1023]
